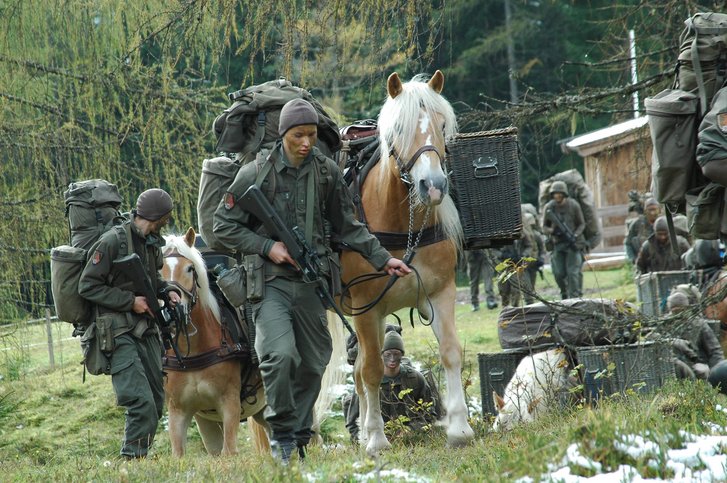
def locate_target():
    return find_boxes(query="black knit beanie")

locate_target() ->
[136,188,173,221]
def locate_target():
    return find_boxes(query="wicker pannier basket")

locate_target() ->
[447,127,522,249]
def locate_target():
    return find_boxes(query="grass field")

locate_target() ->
[4,266,727,481]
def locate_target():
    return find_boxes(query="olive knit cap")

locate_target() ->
[644,197,659,208]
[382,331,405,354]
[667,291,689,310]
[136,188,173,221]
[654,216,668,232]
[278,98,318,136]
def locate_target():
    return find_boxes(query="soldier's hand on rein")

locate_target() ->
[167,291,181,307]
[384,257,411,277]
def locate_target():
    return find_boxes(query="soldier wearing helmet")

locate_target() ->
[542,180,586,299]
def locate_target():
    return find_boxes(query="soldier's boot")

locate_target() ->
[486,296,498,310]
[271,439,296,466]
[297,442,307,462]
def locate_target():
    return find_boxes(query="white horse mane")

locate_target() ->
[377,74,462,247]
[163,235,221,323]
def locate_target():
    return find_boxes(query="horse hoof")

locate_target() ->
[365,435,391,456]
[446,427,475,448]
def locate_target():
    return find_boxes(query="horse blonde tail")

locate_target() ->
[311,311,348,441]
[248,417,271,454]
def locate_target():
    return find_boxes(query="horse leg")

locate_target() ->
[426,287,475,447]
[218,390,242,456]
[167,404,194,457]
[194,415,225,456]
[355,313,390,455]
[249,410,271,454]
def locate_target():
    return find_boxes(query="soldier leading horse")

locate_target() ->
[341,70,474,454]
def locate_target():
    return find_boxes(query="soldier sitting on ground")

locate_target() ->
[342,331,440,444]
[665,292,726,383]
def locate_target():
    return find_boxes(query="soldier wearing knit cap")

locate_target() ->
[636,216,690,274]
[624,197,660,264]
[343,330,440,444]
[78,186,180,459]
[213,97,410,464]
[665,290,726,384]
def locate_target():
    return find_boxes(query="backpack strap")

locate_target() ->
[244,111,267,156]
[114,222,133,258]
[664,208,680,256]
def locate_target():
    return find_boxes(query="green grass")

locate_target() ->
[3,267,725,481]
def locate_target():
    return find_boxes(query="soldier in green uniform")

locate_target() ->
[342,331,440,443]
[212,98,410,465]
[466,249,498,311]
[624,197,660,264]
[543,181,586,299]
[78,188,181,459]
[635,216,690,274]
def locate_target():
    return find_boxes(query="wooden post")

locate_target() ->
[45,308,55,370]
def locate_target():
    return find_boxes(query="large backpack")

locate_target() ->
[538,169,602,251]
[50,179,129,328]
[199,78,341,251]
[648,12,727,241]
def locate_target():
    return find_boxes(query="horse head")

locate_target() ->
[162,227,220,324]
[379,70,457,208]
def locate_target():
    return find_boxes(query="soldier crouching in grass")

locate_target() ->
[78,189,181,459]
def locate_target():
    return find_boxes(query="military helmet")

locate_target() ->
[549,181,568,197]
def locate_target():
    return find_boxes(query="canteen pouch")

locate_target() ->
[80,323,111,376]
[686,182,725,240]
[244,255,265,302]
[217,265,248,307]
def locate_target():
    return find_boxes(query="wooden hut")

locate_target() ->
[561,116,652,254]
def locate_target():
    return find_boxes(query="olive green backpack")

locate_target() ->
[199,78,341,252]
[50,179,129,330]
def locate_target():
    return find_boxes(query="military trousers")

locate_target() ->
[253,276,333,446]
[466,250,496,305]
[550,247,583,299]
[110,332,164,458]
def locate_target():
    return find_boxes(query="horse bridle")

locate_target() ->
[390,144,444,185]
[163,250,200,308]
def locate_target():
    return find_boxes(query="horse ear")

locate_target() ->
[493,391,505,410]
[428,70,444,94]
[184,227,196,247]
[387,72,403,98]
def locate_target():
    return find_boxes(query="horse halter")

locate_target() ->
[163,250,200,308]
[390,144,444,185]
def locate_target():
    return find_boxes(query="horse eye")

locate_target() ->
[186,265,195,274]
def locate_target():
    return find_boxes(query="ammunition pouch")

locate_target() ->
[244,254,265,302]
[80,323,111,376]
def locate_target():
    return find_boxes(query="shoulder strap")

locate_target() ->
[114,222,133,257]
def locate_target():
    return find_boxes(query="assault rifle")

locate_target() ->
[545,207,579,250]
[239,185,354,335]
[113,253,185,367]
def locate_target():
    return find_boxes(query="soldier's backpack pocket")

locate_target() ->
[686,182,725,240]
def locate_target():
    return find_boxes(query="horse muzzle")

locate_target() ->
[418,176,448,206]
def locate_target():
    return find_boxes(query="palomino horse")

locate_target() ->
[162,228,268,457]
[341,70,475,454]
[162,227,347,456]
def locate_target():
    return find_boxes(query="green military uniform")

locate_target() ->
[635,234,690,274]
[624,215,654,263]
[78,220,171,458]
[213,144,391,450]
[497,236,534,307]
[343,361,439,441]
[543,192,586,299]
[466,249,498,310]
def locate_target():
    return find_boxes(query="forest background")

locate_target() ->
[0,0,718,322]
